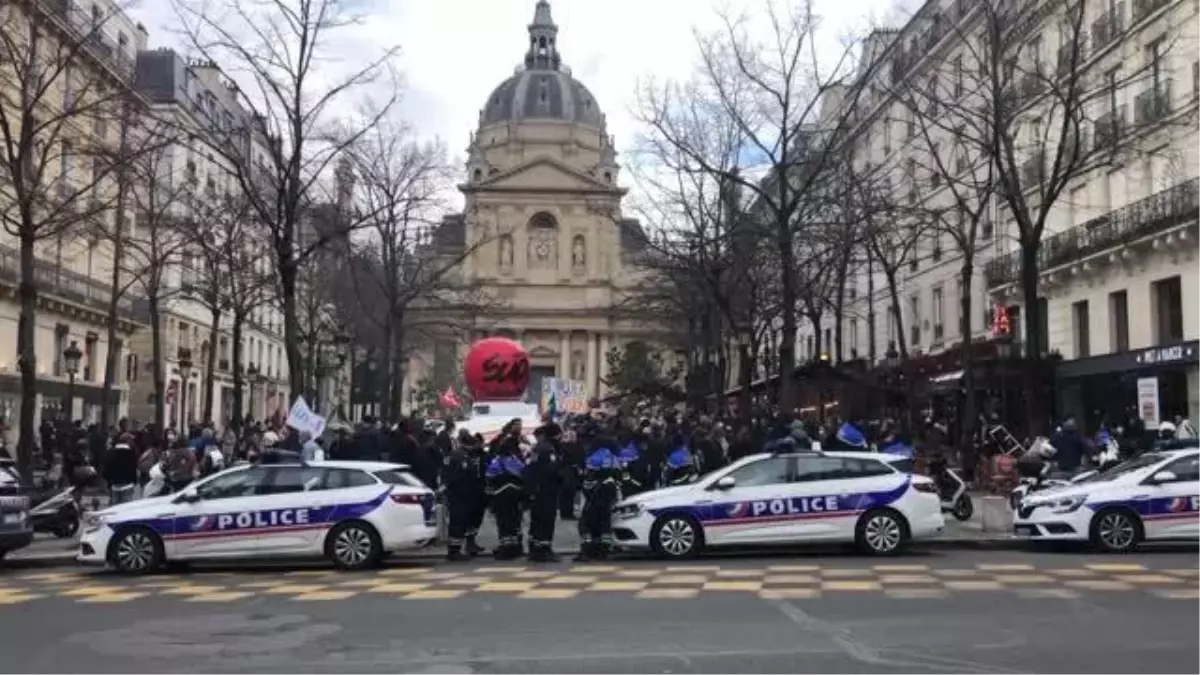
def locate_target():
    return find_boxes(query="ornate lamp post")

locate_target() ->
[177,347,193,431]
[62,340,83,421]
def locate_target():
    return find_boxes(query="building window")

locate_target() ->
[1072,300,1090,358]
[126,353,138,383]
[909,295,921,346]
[823,328,832,359]
[931,231,942,261]
[83,334,97,381]
[849,318,859,356]
[932,286,945,342]
[1036,297,1050,355]
[1109,290,1129,352]
[888,305,898,344]
[806,335,814,360]
[53,325,68,377]
[1151,276,1183,344]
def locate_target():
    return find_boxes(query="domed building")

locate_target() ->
[402,1,661,406]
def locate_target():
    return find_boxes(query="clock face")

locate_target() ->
[535,239,551,259]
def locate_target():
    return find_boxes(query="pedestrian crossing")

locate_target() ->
[0,562,1196,604]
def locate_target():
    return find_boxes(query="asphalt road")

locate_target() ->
[1,549,1196,674]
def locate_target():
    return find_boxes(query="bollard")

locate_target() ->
[979,496,1014,533]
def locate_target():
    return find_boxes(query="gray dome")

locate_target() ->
[482,69,604,127]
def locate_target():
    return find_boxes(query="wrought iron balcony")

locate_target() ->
[1135,80,1171,125]
[985,178,1200,288]
[1092,107,1125,154]
[0,243,136,316]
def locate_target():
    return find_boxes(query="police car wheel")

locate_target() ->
[855,509,907,556]
[650,514,703,559]
[1089,508,1142,553]
[326,521,383,570]
[109,527,164,574]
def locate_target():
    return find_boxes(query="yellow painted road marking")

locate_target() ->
[933,569,979,578]
[1151,588,1200,600]
[403,590,467,600]
[884,588,950,599]
[513,571,559,579]
[19,572,82,582]
[261,584,328,595]
[544,575,599,585]
[1085,563,1146,573]
[879,575,940,585]
[636,588,699,599]
[237,580,293,588]
[976,563,1035,571]
[339,578,399,588]
[821,581,883,592]
[472,566,528,573]
[872,564,930,572]
[158,585,230,596]
[944,580,1005,591]
[703,581,763,591]
[768,565,820,572]
[0,592,44,604]
[379,567,434,576]
[993,574,1057,584]
[587,582,648,591]
[1047,569,1095,577]
[764,574,819,584]
[1164,568,1200,577]
[820,569,874,578]
[59,586,128,597]
[414,573,463,580]
[1016,588,1080,599]
[1116,574,1184,585]
[614,570,660,578]
[654,574,708,584]
[78,592,149,603]
[366,583,431,593]
[477,582,538,592]
[442,576,494,586]
[666,565,721,572]
[570,565,620,573]
[1065,580,1136,591]
[759,589,820,600]
[285,570,337,577]
[135,578,190,588]
[293,590,359,601]
[186,592,255,602]
[715,570,765,578]
[519,588,580,599]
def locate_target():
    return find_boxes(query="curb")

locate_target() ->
[2,538,1027,570]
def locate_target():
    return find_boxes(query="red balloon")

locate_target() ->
[463,337,531,400]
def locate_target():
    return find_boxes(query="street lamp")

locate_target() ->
[177,347,193,431]
[62,340,82,421]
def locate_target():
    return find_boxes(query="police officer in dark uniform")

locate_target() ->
[558,427,585,519]
[485,432,526,560]
[441,433,475,561]
[525,423,563,562]
[576,427,621,562]
[457,429,489,556]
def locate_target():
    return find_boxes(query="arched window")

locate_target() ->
[528,212,557,229]
[473,168,482,181]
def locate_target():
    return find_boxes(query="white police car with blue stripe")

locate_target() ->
[79,461,437,573]
[1012,447,1199,552]
[612,450,944,557]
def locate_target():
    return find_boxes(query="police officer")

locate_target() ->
[458,429,489,556]
[662,432,698,486]
[617,437,648,497]
[442,432,476,561]
[525,424,563,562]
[576,428,621,562]
[558,427,584,519]
[485,433,526,560]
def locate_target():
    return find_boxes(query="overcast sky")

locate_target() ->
[130,0,911,198]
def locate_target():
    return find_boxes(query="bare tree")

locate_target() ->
[0,1,144,475]
[172,0,402,400]
[636,0,884,410]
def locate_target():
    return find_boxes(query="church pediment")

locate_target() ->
[466,158,623,195]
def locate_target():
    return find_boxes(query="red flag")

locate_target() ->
[440,386,461,409]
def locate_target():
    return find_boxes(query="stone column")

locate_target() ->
[598,332,611,399]
[558,331,570,379]
[585,331,598,396]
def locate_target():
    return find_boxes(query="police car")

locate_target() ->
[1012,447,1199,552]
[78,460,437,573]
[611,450,945,558]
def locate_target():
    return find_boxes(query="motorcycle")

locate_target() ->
[1009,436,1122,509]
[28,486,81,538]
[928,456,972,521]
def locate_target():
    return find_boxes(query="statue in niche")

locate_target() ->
[570,350,585,381]
[571,235,586,271]
[498,235,514,269]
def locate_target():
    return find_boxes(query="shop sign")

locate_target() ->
[1136,377,1160,429]
[1135,344,1196,366]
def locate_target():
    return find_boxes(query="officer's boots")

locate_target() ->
[529,543,561,563]
[493,540,519,561]
[572,541,595,563]
[446,542,471,562]
[465,536,486,557]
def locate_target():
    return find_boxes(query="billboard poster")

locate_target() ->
[540,377,588,416]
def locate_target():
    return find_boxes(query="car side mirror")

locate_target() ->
[1149,470,1177,484]
[713,475,736,490]
[174,488,201,504]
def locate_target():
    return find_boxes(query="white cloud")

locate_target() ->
[129,0,909,206]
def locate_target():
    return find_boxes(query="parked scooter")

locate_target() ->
[927,455,972,521]
[28,464,97,538]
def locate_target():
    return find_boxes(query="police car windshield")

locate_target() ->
[1078,452,1167,483]
[372,469,425,488]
